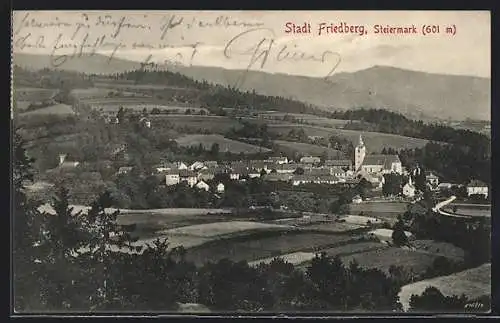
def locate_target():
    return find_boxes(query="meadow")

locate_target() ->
[175,134,271,153]
[151,115,243,133]
[339,247,443,275]
[183,231,359,266]
[268,124,432,152]
[20,103,75,116]
[258,112,352,128]
[14,87,58,101]
[273,140,344,158]
[398,263,491,311]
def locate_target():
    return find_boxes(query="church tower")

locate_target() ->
[354,134,366,171]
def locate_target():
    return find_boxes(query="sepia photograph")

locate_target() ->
[11,10,491,315]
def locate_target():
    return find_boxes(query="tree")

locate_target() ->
[13,132,45,311]
[116,106,126,123]
[392,218,408,246]
[409,286,469,312]
[383,173,403,196]
[294,167,305,175]
[210,143,220,157]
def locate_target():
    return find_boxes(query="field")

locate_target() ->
[398,263,491,311]
[273,140,344,158]
[161,221,292,238]
[14,87,58,101]
[20,103,75,116]
[249,251,317,267]
[411,240,465,260]
[70,87,112,100]
[175,134,271,153]
[302,222,366,233]
[321,241,387,258]
[340,214,382,225]
[267,124,432,151]
[39,204,231,217]
[184,231,359,266]
[339,247,440,274]
[14,100,32,111]
[93,82,200,92]
[258,112,352,128]
[349,201,409,224]
[151,115,243,133]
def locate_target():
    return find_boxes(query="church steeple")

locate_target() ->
[358,134,364,147]
[354,134,366,171]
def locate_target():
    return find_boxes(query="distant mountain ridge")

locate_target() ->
[13,52,490,121]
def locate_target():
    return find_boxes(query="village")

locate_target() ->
[88,134,488,204]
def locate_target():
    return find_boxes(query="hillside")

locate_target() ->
[13,53,490,121]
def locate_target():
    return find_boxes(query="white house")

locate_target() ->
[352,195,363,204]
[403,177,416,198]
[467,180,488,198]
[165,171,180,186]
[177,162,189,170]
[195,180,210,192]
[230,172,240,180]
[216,183,225,193]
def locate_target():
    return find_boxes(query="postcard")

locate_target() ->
[11,10,491,315]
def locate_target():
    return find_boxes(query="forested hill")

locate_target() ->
[330,108,490,149]
[14,53,490,121]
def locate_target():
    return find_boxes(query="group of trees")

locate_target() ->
[398,142,490,185]
[402,207,490,268]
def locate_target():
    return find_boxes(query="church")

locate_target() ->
[354,135,403,175]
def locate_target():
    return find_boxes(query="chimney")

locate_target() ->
[59,154,67,165]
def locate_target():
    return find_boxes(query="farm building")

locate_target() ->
[467,180,488,198]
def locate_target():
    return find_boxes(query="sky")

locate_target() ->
[12,10,491,78]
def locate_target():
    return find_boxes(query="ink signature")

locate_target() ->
[224,28,342,87]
